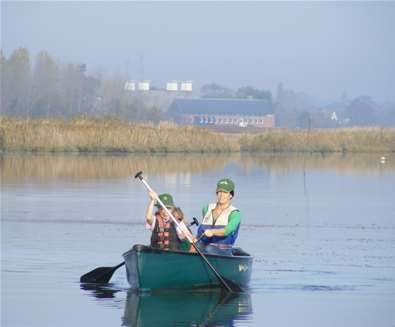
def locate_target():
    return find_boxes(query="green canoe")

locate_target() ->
[122,244,253,291]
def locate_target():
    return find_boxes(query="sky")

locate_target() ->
[1,1,395,103]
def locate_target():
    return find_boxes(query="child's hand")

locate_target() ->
[148,191,157,201]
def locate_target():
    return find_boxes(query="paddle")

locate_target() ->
[189,217,199,227]
[134,171,242,293]
[80,199,195,284]
[80,262,125,283]
[79,219,199,284]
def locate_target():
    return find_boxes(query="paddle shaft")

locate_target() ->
[135,172,235,293]
[114,261,125,270]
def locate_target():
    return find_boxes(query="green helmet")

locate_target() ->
[155,193,175,209]
[216,178,235,193]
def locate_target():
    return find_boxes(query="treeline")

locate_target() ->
[200,83,272,102]
[276,90,395,129]
[1,48,162,121]
[200,83,395,128]
[2,48,395,129]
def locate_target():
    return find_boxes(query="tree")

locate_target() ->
[0,50,6,112]
[345,96,378,126]
[376,102,395,127]
[80,73,100,116]
[200,83,234,98]
[1,48,32,116]
[31,51,60,117]
[58,63,83,117]
[236,86,272,102]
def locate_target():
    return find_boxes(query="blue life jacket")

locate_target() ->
[197,203,240,247]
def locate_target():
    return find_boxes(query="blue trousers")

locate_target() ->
[196,241,232,256]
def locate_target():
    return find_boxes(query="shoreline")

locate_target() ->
[1,117,394,154]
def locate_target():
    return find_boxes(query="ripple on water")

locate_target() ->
[251,282,371,293]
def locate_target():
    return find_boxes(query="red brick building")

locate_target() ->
[168,98,275,129]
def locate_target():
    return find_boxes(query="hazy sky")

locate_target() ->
[2,1,395,102]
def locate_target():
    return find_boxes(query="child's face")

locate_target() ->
[173,211,182,221]
[159,207,170,219]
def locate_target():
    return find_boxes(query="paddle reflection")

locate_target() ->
[80,283,121,299]
[122,290,252,327]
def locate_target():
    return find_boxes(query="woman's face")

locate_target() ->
[216,191,232,205]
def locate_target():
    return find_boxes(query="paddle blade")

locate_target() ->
[80,263,123,284]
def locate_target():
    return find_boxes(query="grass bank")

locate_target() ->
[0,118,238,153]
[1,118,394,153]
[239,128,395,153]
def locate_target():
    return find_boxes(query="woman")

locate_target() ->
[145,192,191,251]
[197,178,241,255]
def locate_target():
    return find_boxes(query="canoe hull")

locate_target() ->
[123,245,253,291]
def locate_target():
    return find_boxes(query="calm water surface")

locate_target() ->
[2,153,395,326]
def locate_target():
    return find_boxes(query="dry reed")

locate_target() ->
[239,128,395,153]
[0,117,238,153]
[1,118,394,153]
[2,153,393,183]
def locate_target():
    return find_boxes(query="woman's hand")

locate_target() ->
[204,229,214,238]
[203,229,225,238]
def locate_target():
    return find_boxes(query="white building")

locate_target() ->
[180,81,193,92]
[166,81,178,91]
[138,81,150,91]
[124,81,136,91]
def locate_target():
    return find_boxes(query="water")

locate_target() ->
[2,153,395,326]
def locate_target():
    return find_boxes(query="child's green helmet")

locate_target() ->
[155,193,175,208]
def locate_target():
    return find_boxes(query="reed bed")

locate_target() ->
[1,118,394,153]
[2,153,393,183]
[239,128,395,153]
[0,153,231,181]
[0,118,238,153]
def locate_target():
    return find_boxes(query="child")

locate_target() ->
[172,207,193,251]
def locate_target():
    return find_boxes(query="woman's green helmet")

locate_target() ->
[216,178,235,193]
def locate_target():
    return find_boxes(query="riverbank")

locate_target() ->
[0,118,237,153]
[1,118,394,153]
[239,128,395,153]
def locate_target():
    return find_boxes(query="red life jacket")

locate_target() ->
[150,214,181,251]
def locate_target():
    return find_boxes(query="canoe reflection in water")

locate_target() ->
[122,290,252,327]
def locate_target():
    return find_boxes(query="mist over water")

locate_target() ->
[2,2,395,102]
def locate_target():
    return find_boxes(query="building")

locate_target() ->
[166,81,179,91]
[180,81,193,92]
[124,80,136,91]
[137,81,150,91]
[168,98,275,129]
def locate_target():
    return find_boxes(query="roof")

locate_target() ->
[168,98,273,115]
